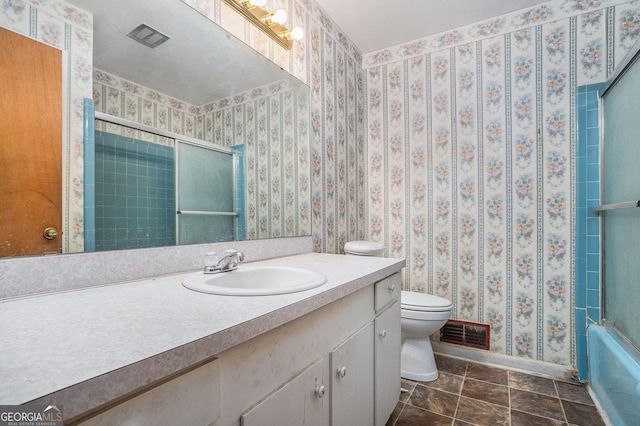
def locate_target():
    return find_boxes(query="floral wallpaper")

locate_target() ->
[6,0,639,374]
[0,0,93,253]
[182,0,368,252]
[93,69,311,241]
[207,83,311,240]
[365,0,640,367]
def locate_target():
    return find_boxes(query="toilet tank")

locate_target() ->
[344,241,385,256]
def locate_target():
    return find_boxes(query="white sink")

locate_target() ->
[182,266,327,296]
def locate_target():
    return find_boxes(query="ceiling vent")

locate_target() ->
[126,23,169,48]
[440,320,490,350]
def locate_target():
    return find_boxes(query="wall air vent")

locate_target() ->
[440,320,490,350]
[126,23,169,48]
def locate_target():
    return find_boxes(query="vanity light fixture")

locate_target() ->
[221,0,303,50]
[263,9,287,26]
[282,26,304,41]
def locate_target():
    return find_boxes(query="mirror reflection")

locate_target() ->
[2,0,310,258]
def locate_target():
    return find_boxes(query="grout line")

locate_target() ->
[451,365,467,424]
[406,358,603,425]
[554,380,570,424]
[391,402,405,426]
[507,370,512,425]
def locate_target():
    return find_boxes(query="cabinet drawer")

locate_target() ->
[374,273,401,312]
[79,357,220,426]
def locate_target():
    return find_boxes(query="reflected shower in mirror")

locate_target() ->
[1,0,310,258]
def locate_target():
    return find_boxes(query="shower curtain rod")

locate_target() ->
[592,200,640,212]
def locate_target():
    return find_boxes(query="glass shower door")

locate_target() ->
[176,141,236,244]
[600,48,640,350]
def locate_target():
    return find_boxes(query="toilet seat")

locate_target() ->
[401,290,453,312]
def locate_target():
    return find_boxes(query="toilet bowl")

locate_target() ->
[344,241,453,382]
[401,290,452,382]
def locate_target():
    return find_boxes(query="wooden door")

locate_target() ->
[0,28,62,257]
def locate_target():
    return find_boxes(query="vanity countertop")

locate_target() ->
[0,252,404,417]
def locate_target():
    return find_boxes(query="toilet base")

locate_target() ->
[400,336,439,382]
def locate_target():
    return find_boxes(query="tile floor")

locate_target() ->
[386,354,606,426]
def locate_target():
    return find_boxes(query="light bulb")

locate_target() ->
[248,0,266,6]
[271,9,287,25]
[290,26,304,41]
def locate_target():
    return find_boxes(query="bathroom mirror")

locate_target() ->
[2,0,310,257]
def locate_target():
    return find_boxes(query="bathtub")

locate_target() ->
[588,324,640,425]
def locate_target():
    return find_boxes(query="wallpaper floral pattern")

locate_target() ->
[183,0,368,252]
[5,0,640,373]
[208,84,311,240]
[365,0,640,366]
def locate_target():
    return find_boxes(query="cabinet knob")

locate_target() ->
[315,384,326,398]
[388,284,396,293]
[379,330,387,339]
[337,366,347,378]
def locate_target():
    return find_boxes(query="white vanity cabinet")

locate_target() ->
[241,358,330,426]
[242,321,377,426]
[74,270,402,426]
[374,273,402,426]
[238,272,401,426]
[330,322,374,426]
[77,358,221,426]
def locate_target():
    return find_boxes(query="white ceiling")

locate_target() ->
[314,0,550,53]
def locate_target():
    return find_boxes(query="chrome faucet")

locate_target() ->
[204,251,245,274]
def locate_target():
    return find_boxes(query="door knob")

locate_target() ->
[43,227,58,240]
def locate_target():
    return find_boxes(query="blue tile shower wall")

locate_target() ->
[94,131,176,251]
[575,84,602,381]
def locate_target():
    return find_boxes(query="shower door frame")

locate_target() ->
[94,111,239,246]
[175,138,237,244]
[596,39,640,351]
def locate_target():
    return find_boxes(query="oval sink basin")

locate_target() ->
[183,266,327,296]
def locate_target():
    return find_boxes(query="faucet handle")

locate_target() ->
[204,252,218,267]
[223,249,245,263]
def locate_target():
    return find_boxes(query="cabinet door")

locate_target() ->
[330,322,374,426]
[241,357,329,426]
[374,301,401,426]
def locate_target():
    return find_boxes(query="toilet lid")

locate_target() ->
[401,291,453,312]
[344,241,385,255]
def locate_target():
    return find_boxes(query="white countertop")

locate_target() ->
[0,252,404,418]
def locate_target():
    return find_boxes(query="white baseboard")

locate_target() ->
[432,341,578,383]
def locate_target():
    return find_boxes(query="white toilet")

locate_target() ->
[344,241,453,382]
[400,290,452,381]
